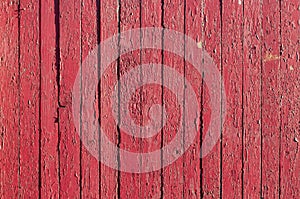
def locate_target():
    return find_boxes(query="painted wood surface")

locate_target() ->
[0,0,299,198]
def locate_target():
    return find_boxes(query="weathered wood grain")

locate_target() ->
[0,0,299,198]
[280,0,299,197]
[81,0,100,198]
[202,0,222,197]
[261,0,281,197]
[40,0,59,197]
[59,0,81,197]
[243,0,262,198]
[221,0,243,198]
[0,1,20,198]
[19,0,40,197]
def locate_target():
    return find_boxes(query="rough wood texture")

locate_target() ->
[19,0,40,197]
[0,0,299,198]
[202,0,222,197]
[0,1,19,198]
[243,0,262,198]
[40,0,59,197]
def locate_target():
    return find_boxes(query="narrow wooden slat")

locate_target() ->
[261,0,281,197]
[81,0,100,198]
[221,0,243,198]
[162,0,185,197]
[119,0,141,197]
[0,1,20,198]
[202,0,222,197]
[280,0,299,197]
[59,0,81,197]
[243,0,262,198]
[183,0,203,197]
[40,0,59,197]
[19,0,40,196]
[141,0,163,198]
[100,0,118,197]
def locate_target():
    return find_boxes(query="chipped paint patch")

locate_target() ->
[289,65,294,71]
[264,53,280,62]
[197,41,202,49]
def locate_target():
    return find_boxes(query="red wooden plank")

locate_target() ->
[202,0,222,197]
[40,0,59,197]
[0,1,19,198]
[81,0,100,198]
[162,0,185,197]
[140,0,163,198]
[243,0,262,198]
[183,0,203,197]
[280,0,299,197]
[221,0,243,198]
[59,0,81,197]
[19,0,40,197]
[118,0,141,197]
[261,0,281,197]
[100,0,118,197]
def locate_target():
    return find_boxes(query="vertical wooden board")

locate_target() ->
[19,0,40,197]
[59,0,81,197]
[119,0,141,197]
[0,1,19,198]
[280,0,300,197]
[243,0,262,198]
[221,0,243,198]
[140,0,163,198]
[162,0,185,198]
[261,0,281,197]
[40,0,59,197]
[202,0,221,197]
[183,0,202,198]
[81,0,99,198]
[100,0,118,197]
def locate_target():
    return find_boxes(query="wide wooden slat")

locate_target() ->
[141,0,163,198]
[202,0,222,197]
[280,0,299,197]
[183,0,202,197]
[243,0,262,198]
[118,0,142,197]
[19,0,40,197]
[40,0,59,197]
[261,0,281,197]
[162,0,185,198]
[0,1,20,198]
[81,0,100,198]
[59,0,81,197]
[100,0,118,197]
[221,0,244,198]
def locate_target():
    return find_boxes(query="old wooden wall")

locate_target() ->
[0,0,299,198]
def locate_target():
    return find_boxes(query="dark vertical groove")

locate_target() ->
[200,1,204,198]
[278,1,282,198]
[79,0,83,198]
[54,0,61,197]
[96,0,101,197]
[17,0,21,198]
[182,0,186,198]
[241,1,245,199]
[139,1,142,197]
[259,0,263,198]
[117,0,121,198]
[200,74,204,199]
[219,0,223,198]
[38,0,42,197]
[160,0,165,198]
